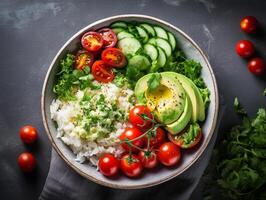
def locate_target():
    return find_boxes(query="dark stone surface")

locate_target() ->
[0,0,265,199]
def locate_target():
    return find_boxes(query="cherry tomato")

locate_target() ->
[235,40,255,58]
[147,127,166,148]
[119,128,144,152]
[120,154,143,177]
[81,32,103,52]
[129,105,153,129]
[138,150,158,169]
[19,125,38,144]
[168,129,202,149]
[17,152,36,172]
[98,28,118,48]
[101,48,126,68]
[240,16,259,34]
[248,57,265,76]
[157,142,181,166]
[91,60,114,83]
[98,154,119,177]
[75,50,94,70]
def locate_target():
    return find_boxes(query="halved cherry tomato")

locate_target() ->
[157,142,181,166]
[144,127,166,148]
[138,150,158,169]
[168,129,202,149]
[98,154,119,177]
[240,16,259,34]
[129,105,153,129]
[120,154,143,177]
[75,50,94,70]
[119,127,144,152]
[19,125,38,144]
[101,48,126,68]
[98,28,118,48]
[248,57,265,76]
[18,152,36,172]
[235,40,255,58]
[91,60,114,83]
[81,32,103,52]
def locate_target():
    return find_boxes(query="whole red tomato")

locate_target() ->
[98,154,119,177]
[235,40,255,58]
[240,16,259,34]
[17,152,36,172]
[146,127,166,148]
[157,142,181,167]
[119,128,144,152]
[248,57,265,75]
[19,125,38,144]
[138,150,158,169]
[129,105,153,129]
[120,154,143,177]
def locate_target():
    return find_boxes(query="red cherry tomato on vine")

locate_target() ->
[157,142,181,167]
[101,48,126,68]
[129,105,153,129]
[17,152,36,172]
[119,128,144,152]
[240,16,259,34]
[98,154,119,177]
[248,57,265,76]
[19,125,38,144]
[138,150,158,169]
[98,28,118,48]
[91,60,114,83]
[81,32,103,52]
[144,127,166,148]
[75,50,94,70]
[235,40,255,58]
[120,154,143,177]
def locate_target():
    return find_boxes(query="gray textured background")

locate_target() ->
[0,0,265,199]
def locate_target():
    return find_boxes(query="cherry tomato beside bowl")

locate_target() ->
[235,40,255,58]
[240,16,259,34]
[138,150,158,169]
[19,125,38,144]
[98,154,119,177]
[98,28,118,48]
[18,152,36,172]
[75,50,94,70]
[81,32,103,52]
[91,60,114,83]
[119,128,144,152]
[129,105,153,130]
[120,154,143,177]
[248,57,265,76]
[101,48,126,68]
[168,129,202,149]
[157,142,181,167]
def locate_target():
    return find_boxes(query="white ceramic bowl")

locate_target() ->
[41,14,219,189]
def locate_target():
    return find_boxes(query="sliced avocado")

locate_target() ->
[166,96,192,135]
[134,73,186,124]
[161,72,205,122]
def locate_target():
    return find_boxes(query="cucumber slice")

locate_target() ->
[155,38,172,57]
[117,31,134,40]
[110,21,128,29]
[157,47,167,68]
[128,55,151,71]
[154,26,168,40]
[117,37,141,55]
[147,38,157,46]
[167,32,176,50]
[136,26,149,43]
[111,28,125,34]
[140,23,156,37]
[144,44,158,61]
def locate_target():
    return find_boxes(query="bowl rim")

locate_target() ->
[41,14,219,189]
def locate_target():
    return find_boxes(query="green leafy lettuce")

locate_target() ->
[147,73,161,93]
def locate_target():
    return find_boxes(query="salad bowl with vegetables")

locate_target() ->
[42,14,219,189]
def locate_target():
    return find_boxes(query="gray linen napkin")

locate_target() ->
[40,98,225,200]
